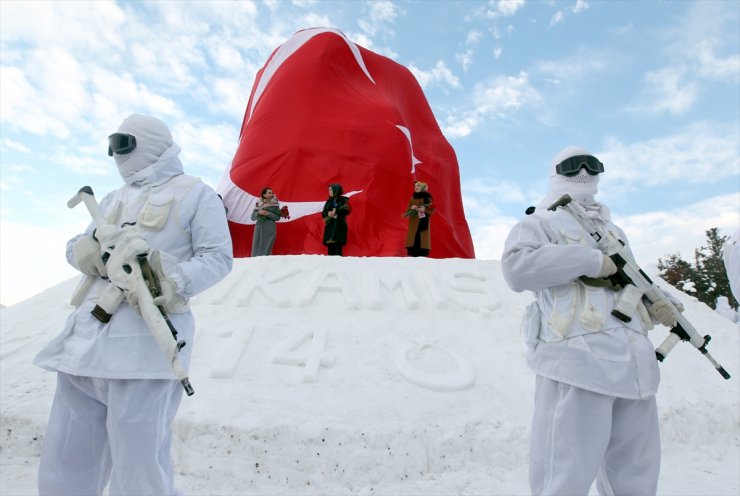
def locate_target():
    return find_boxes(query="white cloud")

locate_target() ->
[86,68,184,132]
[471,214,519,260]
[0,174,23,191]
[534,49,610,85]
[598,122,739,187]
[2,139,30,153]
[549,0,588,27]
[442,112,482,139]
[57,152,112,177]
[409,60,462,90]
[0,1,126,56]
[462,175,540,260]
[468,193,740,271]
[455,50,475,71]
[0,163,32,174]
[455,30,484,71]
[631,1,739,116]
[549,11,564,27]
[466,30,483,46]
[616,193,740,273]
[474,72,540,117]
[368,0,399,22]
[464,177,527,204]
[469,0,524,22]
[172,121,241,182]
[691,40,740,83]
[441,72,540,138]
[347,31,376,50]
[632,66,698,115]
[572,1,590,14]
[296,12,333,30]
[209,77,252,120]
[494,0,526,17]
[0,66,73,138]
[358,0,400,37]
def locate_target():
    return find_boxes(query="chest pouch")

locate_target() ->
[138,192,173,231]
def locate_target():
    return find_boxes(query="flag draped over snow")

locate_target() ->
[218,27,475,258]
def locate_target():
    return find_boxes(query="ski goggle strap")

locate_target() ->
[108,133,137,156]
[555,155,604,176]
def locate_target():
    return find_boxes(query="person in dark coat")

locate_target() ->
[250,187,280,256]
[322,183,351,256]
[404,181,434,257]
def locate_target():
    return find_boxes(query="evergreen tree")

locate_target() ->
[657,228,736,310]
[657,254,696,297]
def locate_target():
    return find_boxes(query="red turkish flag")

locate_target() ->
[218,27,475,258]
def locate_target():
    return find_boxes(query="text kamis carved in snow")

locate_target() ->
[202,264,502,312]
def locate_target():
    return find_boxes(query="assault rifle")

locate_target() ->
[548,194,731,380]
[68,186,195,395]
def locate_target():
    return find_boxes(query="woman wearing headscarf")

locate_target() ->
[322,183,351,256]
[250,187,281,256]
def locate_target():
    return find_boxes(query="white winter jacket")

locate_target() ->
[502,204,660,399]
[34,144,233,379]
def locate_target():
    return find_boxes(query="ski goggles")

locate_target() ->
[555,155,604,176]
[107,133,137,156]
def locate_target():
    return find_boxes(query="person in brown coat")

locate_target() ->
[404,181,434,257]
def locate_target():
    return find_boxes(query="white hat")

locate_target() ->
[112,114,173,183]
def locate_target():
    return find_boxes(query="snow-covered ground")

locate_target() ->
[1,255,738,495]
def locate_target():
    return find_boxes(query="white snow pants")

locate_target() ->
[38,372,184,496]
[530,376,660,496]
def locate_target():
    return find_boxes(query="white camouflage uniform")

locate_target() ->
[34,115,233,496]
[502,146,662,496]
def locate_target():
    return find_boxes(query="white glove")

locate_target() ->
[153,278,177,308]
[594,255,618,279]
[149,250,182,310]
[660,288,685,313]
[95,224,123,253]
[648,299,678,327]
[124,276,177,315]
[73,236,107,277]
[105,226,150,290]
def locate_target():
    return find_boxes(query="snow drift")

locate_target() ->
[1,256,738,495]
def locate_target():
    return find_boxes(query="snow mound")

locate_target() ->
[1,256,738,495]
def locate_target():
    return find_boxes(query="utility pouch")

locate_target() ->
[521,301,542,351]
[138,193,172,231]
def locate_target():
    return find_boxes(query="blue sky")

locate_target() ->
[1,0,738,306]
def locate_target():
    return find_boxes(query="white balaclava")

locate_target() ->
[112,114,173,183]
[547,145,601,204]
